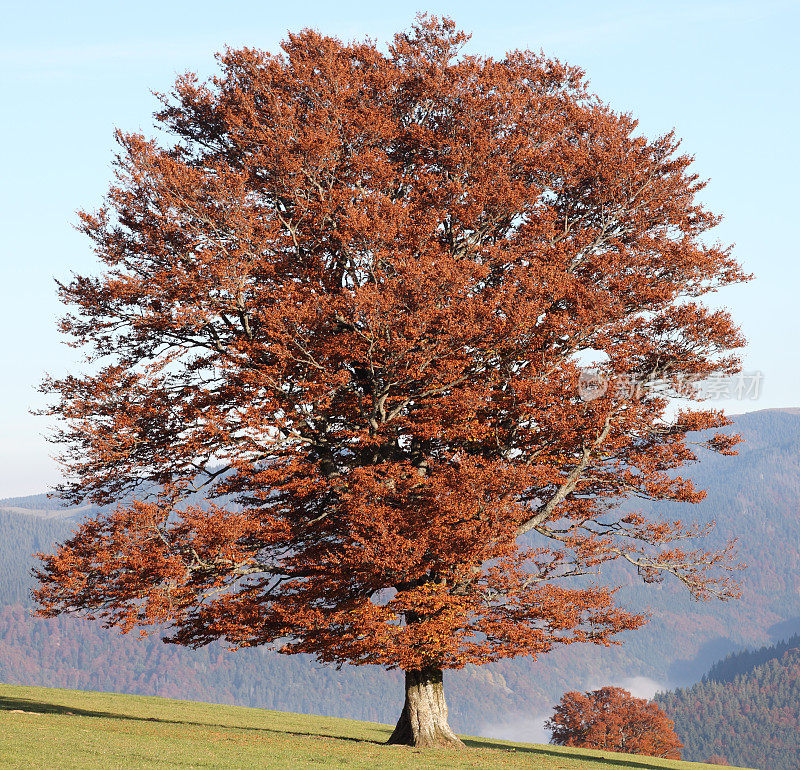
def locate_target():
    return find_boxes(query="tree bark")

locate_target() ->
[387,667,465,748]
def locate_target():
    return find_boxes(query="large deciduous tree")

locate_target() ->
[35,16,748,749]
[546,687,684,759]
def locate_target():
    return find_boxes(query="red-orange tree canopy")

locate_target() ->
[36,17,748,675]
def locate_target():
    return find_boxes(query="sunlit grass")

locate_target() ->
[0,683,750,769]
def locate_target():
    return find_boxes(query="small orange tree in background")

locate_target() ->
[34,15,748,749]
[546,686,683,759]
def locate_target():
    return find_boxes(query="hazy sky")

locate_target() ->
[1,0,797,496]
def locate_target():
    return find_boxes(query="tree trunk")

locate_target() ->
[387,668,465,748]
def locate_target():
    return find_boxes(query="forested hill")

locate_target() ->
[704,634,800,685]
[3,407,800,739]
[0,511,72,605]
[656,643,800,769]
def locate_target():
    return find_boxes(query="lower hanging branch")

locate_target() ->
[387,667,464,749]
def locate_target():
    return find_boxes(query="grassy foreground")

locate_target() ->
[1,683,749,769]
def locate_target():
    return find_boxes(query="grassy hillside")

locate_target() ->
[0,684,749,770]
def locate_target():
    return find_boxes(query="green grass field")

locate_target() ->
[0,683,750,769]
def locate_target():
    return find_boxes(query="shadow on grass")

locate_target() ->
[0,695,384,746]
[1,696,671,764]
[463,738,671,768]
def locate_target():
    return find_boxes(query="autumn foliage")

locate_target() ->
[34,16,748,747]
[546,687,683,759]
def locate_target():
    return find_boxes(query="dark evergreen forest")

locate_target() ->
[657,641,800,769]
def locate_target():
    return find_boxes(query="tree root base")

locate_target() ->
[387,668,465,749]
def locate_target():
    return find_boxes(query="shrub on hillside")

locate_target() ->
[546,686,682,759]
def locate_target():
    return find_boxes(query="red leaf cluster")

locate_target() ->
[546,686,683,759]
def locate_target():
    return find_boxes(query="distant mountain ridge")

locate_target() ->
[703,633,800,685]
[0,479,227,520]
[2,407,800,739]
[0,493,76,518]
[0,493,59,509]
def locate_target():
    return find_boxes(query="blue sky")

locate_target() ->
[1,0,798,496]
